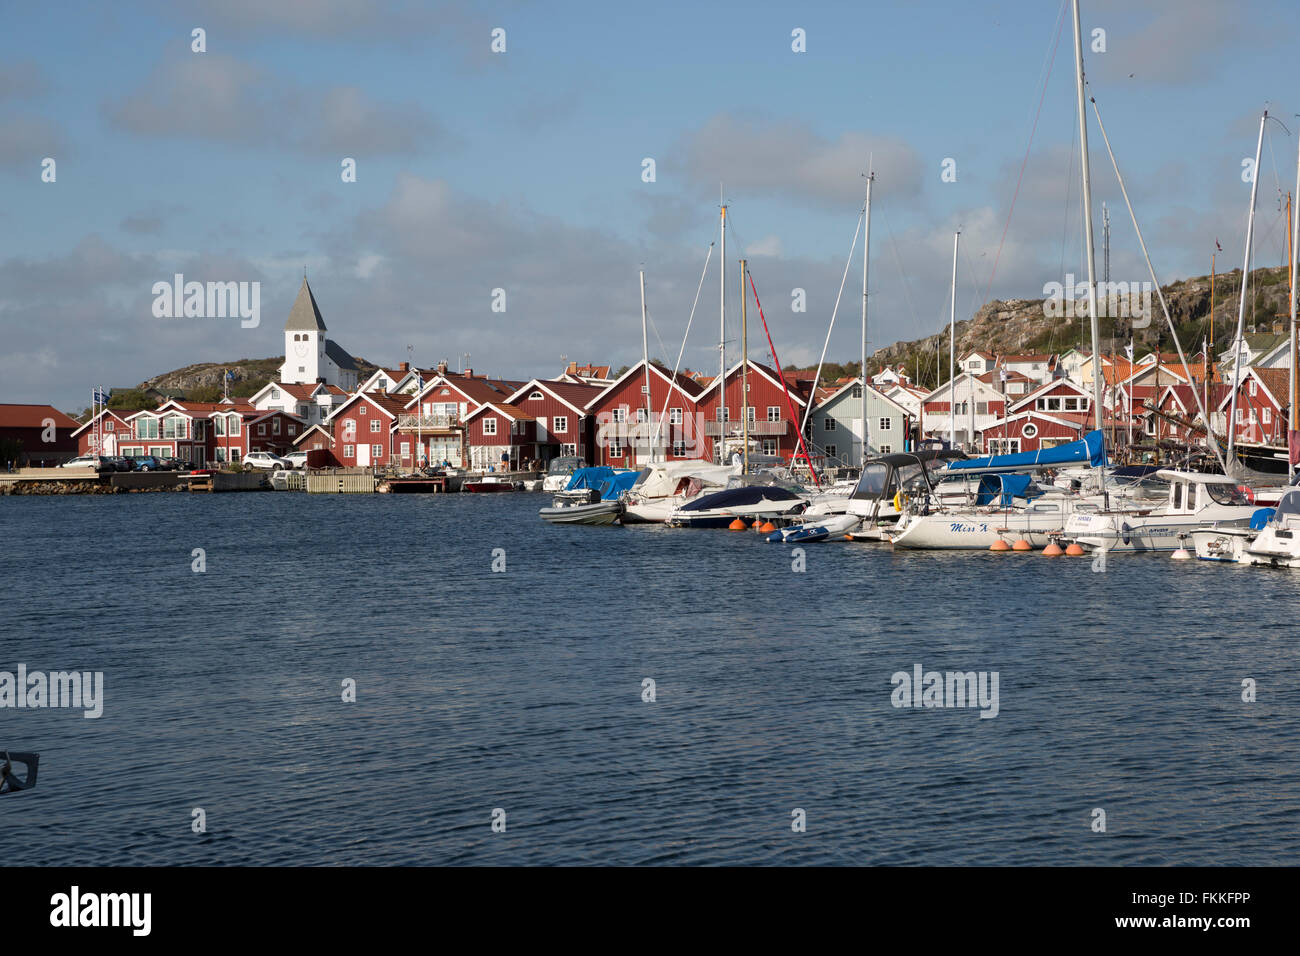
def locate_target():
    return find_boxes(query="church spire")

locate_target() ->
[284,276,327,333]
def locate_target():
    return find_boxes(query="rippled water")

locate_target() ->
[2,491,1299,865]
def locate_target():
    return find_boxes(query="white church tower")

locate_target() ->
[278,277,358,390]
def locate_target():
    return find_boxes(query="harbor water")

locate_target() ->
[2,492,1298,865]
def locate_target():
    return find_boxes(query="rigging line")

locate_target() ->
[879,202,921,345]
[1089,94,1229,476]
[652,239,715,451]
[800,207,865,435]
[746,267,821,487]
[984,0,1068,305]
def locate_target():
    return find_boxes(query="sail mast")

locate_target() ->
[1072,0,1104,441]
[949,229,959,449]
[1290,127,1300,479]
[1226,110,1267,466]
[640,269,652,464]
[861,170,873,465]
[719,200,727,465]
[740,258,749,474]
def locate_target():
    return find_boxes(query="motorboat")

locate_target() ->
[539,467,639,524]
[1064,470,1262,552]
[541,455,584,493]
[620,459,738,523]
[665,471,808,528]
[1216,489,1300,567]
[767,512,861,542]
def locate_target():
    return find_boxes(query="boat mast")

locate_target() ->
[861,169,873,466]
[720,199,727,465]
[1226,110,1266,467]
[949,229,959,449]
[741,258,749,474]
[1290,126,1300,480]
[640,269,653,464]
[1072,0,1105,443]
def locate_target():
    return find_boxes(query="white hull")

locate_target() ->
[1067,514,1254,552]
[888,510,1066,549]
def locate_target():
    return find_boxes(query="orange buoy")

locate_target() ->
[843,534,854,541]
[1012,539,1033,551]
[759,521,777,533]
[728,517,748,531]
[1042,542,1064,556]
[989,539,1011,552]
[1065,542,1085,556]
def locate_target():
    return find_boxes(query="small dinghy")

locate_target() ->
[1,751,38,793]
[767,513,860,542]
[539,496,624,525]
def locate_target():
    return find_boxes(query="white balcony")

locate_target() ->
[397,413,460,430]
[703,420,787,437]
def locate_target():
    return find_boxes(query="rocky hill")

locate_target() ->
[870,264,1293,388]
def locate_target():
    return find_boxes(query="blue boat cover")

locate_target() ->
[1250,507,1277,530]
[944,429,1106,473]
[565,466,620,491]
[598,470,642,501]
[974,473,1038,506]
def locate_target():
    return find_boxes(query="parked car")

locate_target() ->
[158,456,186,471]
[131,455,167,472]
[60,454,108,470]
[104,456,132,472]
[282,451,308,469]
[244,451,290,470]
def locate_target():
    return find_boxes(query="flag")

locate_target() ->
[1124,342,1133,361]
[1215,239,1222,252]
[225,370,235,381]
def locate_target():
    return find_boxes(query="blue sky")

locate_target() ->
[2,0,1298,411]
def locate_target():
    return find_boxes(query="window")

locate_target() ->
[553,416,568,433]
[1249,380,1257,397]
[271,388,279,400]
[215,447,227,462]
[767,406,781,422]
[343,420,356,437]
[288,424,296,436]
[483,418,497,435]
[359,405,368,415]
[613,407,627,423]
[105,420,114,432]
[561,443,577,457]
[343,444,355,458]
[1236,408,1244,423]
[825,418,837,431]
[716,407,730,422]
[825,444,838,459]
[879,445,892,454]
[879,417,891,431]
[669,408,682,425]
[136,417,159,439]
[149,446,169,457]
[230,448,241,463]
[214,416,225,437]
[1263,407,1272,425]
[851,385,863,399]
[636,408,648,423]
[229,416,240,436]
[370,419,381,433]
[976,402,988,415]
[609,443,622,458]
[761,440,777,456]
[440,388,450,395]
[400,442,410,457]
[272,419,281,435]
[529,391,543,400]
[371,444,382,459]
[672,439,688,457]
[257,424,266,435]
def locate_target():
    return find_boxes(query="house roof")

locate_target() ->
[0,404,81,430]
[582,360,704,411]
[1217,367,1292,411]
[814,376,911,417]
[695,361,809,406]
[284,277,327,332]
[504,378,603,416]
[327,390,406,422]
[292,423,335,447]
[325,338,357,372]
[134,399,253,419]
[465,401,536,423]
[69,407,141,437]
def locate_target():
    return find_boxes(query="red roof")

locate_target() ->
[0,404,80,429]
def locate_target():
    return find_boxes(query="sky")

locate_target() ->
[2,0,1298,411]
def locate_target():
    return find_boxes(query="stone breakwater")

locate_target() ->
[0,480,181,495]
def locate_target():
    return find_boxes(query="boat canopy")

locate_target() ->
[678,485,804,512]
[598,470,642,501]
[565,466,625,491]
[944,430,1106,474]
[974,473,1038,507]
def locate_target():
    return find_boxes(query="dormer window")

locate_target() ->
[271,389,279,400]
[529,391,543,400]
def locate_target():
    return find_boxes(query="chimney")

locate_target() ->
[437,360,448,375]
[399,361,409,372]
[465,368,474,378]
[1273,320,1285,335]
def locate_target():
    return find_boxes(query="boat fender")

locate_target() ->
[893,490,904,513]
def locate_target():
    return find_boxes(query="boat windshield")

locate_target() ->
[1205,482,1249,506]
[547,456,581,475]
[1275,490,1300,517]
[852,462,890,500]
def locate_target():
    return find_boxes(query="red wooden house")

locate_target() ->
[584,360,706,466]
[1217,367,1289,447]
[0,404,81,466]
[401,370,520,468]
[496,378,604,466]
[463,402,538,470]
[72,408,141,457]
[327,391,407,468]
[693,361,810,464]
